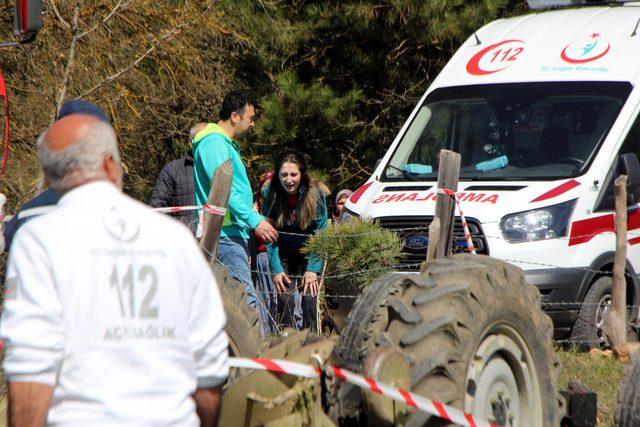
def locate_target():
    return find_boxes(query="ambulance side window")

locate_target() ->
[594,113,640,211]
[620,113,640,157]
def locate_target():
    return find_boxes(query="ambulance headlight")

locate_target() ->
[500,199,576,243]
[341,207,360,222]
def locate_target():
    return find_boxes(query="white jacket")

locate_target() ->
[1,181,228,426]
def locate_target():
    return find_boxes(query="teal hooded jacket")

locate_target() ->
[192,123,264,240]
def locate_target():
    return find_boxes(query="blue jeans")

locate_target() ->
[254,252,303,335]
[255,252,277,335]
[217,236,258,309]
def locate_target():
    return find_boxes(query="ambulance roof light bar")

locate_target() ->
[527,0,635,9]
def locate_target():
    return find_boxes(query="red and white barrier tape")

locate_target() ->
[6,204,226,223]
[16,205,54,220]
[228,357,496,427]
[437,188,477,254]
[230,357,320,379]
[153,204,227,216]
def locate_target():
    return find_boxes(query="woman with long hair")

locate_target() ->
[262,150,328,331]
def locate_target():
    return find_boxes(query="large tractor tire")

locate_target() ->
[614,353,640,426]
[330,255,564,426]
[212,264,262,360]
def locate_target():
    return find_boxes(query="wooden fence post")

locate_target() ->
[605,174,628,347]
[425,217,440,262]
[431,150,461,259]
[199,159,233,264]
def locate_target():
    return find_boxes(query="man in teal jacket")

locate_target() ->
[193,91,278,308]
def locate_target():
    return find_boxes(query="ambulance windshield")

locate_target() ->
[383,82,631,182]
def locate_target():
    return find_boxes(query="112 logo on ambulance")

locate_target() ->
[466,39,526,76]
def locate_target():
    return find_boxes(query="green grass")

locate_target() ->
[556,346,625,426]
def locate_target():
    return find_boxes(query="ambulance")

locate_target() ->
[343,0,640,347]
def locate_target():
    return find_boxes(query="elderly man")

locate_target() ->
[1,114,228,426]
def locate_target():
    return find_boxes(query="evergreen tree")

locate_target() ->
[219,0,526,190]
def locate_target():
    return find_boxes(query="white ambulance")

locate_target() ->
[343,0,640,347]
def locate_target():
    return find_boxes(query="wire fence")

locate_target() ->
[237,222,640,241]
[208,248,639,347]
[142,203,640,347]
[3,198,636,348]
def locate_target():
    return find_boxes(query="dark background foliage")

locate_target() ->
[220,0,526,189]
[0,0,526,211]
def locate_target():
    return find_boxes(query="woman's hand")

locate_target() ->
[301,271,319,296]
[274,272,291,293]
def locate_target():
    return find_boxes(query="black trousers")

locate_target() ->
[277,251,317,331]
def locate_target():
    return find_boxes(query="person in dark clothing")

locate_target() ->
[150,150,196,233]
[3,189,59,250]
[262,150,329,331]
[3,99,109,251]
[149,123,205,234]
[332,188,353,224]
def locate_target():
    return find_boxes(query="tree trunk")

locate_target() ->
[605,174,628,347]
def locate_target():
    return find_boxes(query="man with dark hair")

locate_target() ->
[193,91,277,309]
[149,123,206,234]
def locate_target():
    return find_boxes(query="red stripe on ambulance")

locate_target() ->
[349,182,373,204]
[569,208,640,246]
[530,179,580,203]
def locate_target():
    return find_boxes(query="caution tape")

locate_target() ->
[16,205,55,220]
[4,204,227,223]
[228,357,497,427]
[437,187,477,254]
[153,204,227,216]
[230,357,321,379]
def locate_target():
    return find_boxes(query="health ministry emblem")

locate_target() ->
[561,33,610,64]
[103,207,140,243]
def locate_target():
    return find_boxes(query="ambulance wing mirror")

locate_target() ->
[0,0,42,48]
[527,0,573,8]
[620,153,640,205]
[528,0,635,8]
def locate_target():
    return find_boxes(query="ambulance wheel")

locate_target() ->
[570,276,612,349]
[329,255,563,426]
[614,353,640,426]
[212,265,263,381]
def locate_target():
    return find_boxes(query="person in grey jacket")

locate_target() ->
[149,124,205,234]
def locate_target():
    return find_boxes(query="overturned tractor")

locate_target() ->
[218,255,566,426]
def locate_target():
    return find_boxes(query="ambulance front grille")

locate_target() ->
[376,216,489,271]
